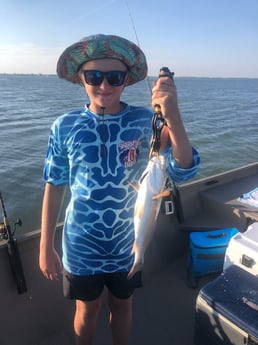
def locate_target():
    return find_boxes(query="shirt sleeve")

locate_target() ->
[164,147,200,183]
[43,121,69,186]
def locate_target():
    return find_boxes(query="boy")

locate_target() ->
[39,34,199,345]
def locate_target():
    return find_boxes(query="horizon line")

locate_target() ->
[1,72,258,79]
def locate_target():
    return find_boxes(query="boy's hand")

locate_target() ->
[39,247,63,281]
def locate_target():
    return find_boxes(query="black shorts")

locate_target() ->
[63,270,142,301]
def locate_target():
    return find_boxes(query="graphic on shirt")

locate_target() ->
[119,140,140,168]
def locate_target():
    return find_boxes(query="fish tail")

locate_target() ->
[127,261,143,280]
[128,243,143,279]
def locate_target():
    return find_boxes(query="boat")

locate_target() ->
[0,161,257,345]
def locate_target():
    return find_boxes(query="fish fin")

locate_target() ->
[152,190,171,200]
[128,181,139,192]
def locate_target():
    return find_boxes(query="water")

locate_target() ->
[0,74,257,233]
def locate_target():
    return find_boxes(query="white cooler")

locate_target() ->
[223,222,258,276]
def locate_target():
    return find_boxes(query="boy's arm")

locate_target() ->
[39,183,65,280]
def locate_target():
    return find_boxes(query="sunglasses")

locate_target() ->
[82,70,128,87]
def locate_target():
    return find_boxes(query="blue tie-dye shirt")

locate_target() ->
[43,103,199,275]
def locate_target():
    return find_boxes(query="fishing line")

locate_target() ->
[124,0,141,51]
[124,0,152,94]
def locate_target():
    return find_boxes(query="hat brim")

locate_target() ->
[56,34,148,86]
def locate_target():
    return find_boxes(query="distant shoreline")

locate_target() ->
[1,73,258,80]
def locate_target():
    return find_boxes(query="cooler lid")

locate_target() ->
[190,228,238,249]
[199,265,258,338]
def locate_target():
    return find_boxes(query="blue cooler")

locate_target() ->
[187,228,238,287]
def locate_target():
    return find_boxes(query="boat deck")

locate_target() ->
[37,255,214,345]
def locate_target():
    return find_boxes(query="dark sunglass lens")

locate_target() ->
[84,71,104,86]
[83,70,127,86]
[107,71,126,86]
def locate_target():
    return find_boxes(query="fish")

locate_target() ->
[128,155,170,279]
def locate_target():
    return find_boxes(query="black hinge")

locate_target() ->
[247,334,258,345]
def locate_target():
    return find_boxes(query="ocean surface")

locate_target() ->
[0,74,257,233]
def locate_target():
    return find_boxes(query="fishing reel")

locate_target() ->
[0,192,27,294]
[154,66,174,118]
[0,219,22,241]
[159,66,174,80]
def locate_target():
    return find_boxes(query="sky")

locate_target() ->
[0,0,258,78]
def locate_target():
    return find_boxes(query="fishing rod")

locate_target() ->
[125,2,174,155]
[125,0,153,93]
[0,192,27,294]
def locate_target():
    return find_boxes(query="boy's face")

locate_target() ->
[79,59,128,114]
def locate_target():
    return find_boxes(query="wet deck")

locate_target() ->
[38,255,213,345]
